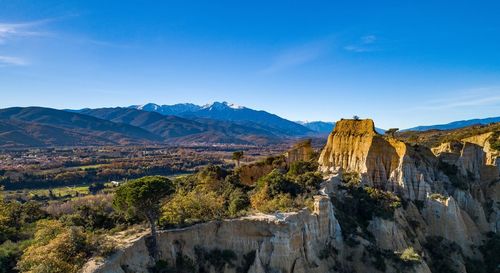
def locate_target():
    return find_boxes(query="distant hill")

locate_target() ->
[77,107,282,145]
[299,120,386,135]
[0,107,160,147]
[397,120,500,148]
[298,121,335,134]
[404,116,500,131]
[129,101,313,136]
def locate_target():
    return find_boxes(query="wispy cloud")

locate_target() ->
[415,87,500,110]
[260,39,332,74]
[0,19,53,44]
[343,45,374,53]
[344,34,378,53]
[0,55,28,66]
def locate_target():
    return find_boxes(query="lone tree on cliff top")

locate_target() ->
[385,128,399,138]
[232,151,244,167]
[113,176,173,261]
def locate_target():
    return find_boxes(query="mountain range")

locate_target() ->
[129,102,312,136]
[0,102,317,148]
[0,107,161,148]
[0,101,498,148]
[404,116,500,131]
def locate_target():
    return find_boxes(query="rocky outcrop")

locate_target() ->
[239,140,314,186]
[432,139,499,182]
[84,195,344,273]
[238,162,282,186]
[319,119,437,200]
[317,119,499,270]
[285,139,314,165]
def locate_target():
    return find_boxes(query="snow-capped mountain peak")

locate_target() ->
[137,103,160,111]
[202,101,245,110]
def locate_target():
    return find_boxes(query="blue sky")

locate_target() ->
[1,0,500,129]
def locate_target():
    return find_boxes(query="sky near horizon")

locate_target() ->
[1,1,500,129]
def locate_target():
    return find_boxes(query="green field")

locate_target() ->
[3,185,90,199]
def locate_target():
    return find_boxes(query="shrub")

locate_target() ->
[294,172,322,193]
[250,189,295,213]
[489,131,500,151]
[399,247,421,264]
[256,170,299,197]
[429,193,447,202]
[364,187,401,212]
[17,220,94,273]
[0,240,29,273]
[162,190,226,225]
[88,182,105,195]
[228,189,250,217]
[342,171,361,187]
[288,161,318,176]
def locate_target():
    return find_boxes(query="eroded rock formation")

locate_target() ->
[83,195,344,273]
[319,119,438,200]
[84,118,499,273]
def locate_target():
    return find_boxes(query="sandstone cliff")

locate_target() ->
[83,119,499,273]
[83,195,344,273]
[319,119,437,201]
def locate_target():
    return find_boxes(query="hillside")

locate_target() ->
[0,106,295,147]
[130,101,313,136]
[0,107,160,147]
[404,116,500,131]
[397,121,500,148]
[78,107,283,145]
[298,121,335,134]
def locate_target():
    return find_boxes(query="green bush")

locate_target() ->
[256,170,299,197]
[162,190,226,225]
[399,247,421,264]
[489,131,500,151]
[17,220,98,273]
[294,172,323,193]
[228,189,250,217]
[0,240,29,273]
[342,171,361,187]
[429,193,447,202]
[288,161,318,176]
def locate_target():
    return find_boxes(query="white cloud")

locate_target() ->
[260,39,331,74]
[0,19,52,44]
[0,55,28,66]
[344,45,374,52]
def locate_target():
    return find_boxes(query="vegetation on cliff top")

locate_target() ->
[162,159,322,225]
